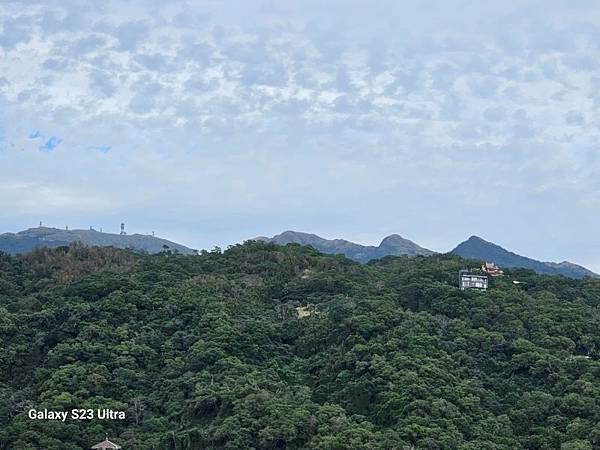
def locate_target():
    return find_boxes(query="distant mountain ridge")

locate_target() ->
[2,227,596,279]
[254,230,435,263]
[254,231,598,279]
[0,227,196,255]
[451,235,598,279]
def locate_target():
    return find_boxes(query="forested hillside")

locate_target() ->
[1,242,600,449]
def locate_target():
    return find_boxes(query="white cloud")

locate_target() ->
[0,0,599,266]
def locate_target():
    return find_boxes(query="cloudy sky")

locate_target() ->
[1,0,599,270]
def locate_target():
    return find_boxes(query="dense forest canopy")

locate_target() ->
[1,242,600,449]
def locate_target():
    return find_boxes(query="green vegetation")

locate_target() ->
[1,242,600,449]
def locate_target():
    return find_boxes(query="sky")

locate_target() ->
[1,0,600,271]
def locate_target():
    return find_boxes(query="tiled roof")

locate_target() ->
[91,439,121,449]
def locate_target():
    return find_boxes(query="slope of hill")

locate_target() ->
[0,226,196,255]
[452,235,598,278]
[254,230,434,262]
[1,243,600,449]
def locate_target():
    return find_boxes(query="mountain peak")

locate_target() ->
[379,234,407,245]
[255,230,434,262]
[378,234,434,256]
[452,236,598,279]
[465,235,489,243]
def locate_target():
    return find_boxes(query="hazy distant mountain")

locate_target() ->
[452,235,598,279]
[0,227,196,255]
[253,230,435,262]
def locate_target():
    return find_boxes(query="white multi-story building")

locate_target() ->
[459,270,488,290]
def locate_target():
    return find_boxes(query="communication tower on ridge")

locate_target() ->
[120,223,126,235]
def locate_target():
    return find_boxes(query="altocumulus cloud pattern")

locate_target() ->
[0,0,599,270]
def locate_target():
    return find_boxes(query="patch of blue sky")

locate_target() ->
[39,136,62,152]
